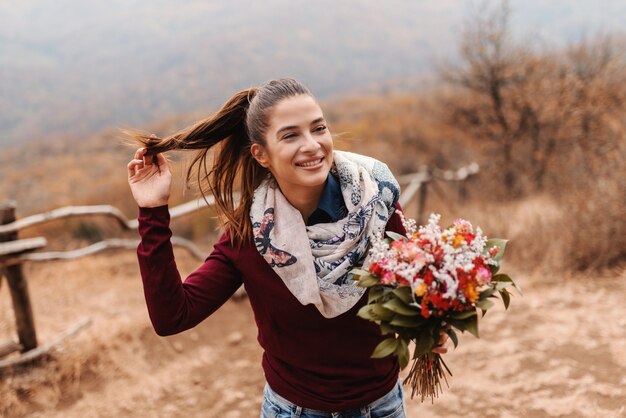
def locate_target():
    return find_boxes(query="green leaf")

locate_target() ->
[491,273,513,282]
[371,304,395,321]
[392,287,414,305]
[356,275,380,288]
[446,318,466,332]
[390,314,426,328]
[351,268,371,277]
[357,304,395,322]
[368,286,385,304]
[489,263,500,275]
[494,281,512,291]
[476,299,495,311]
[386,231,407,242]
[380,322,397,335]
[451,310,477,320]
[357,305,376,321]
[486,238,508,262]
[492,273,522,295]
[499,288,511,310]
[446,328,458,349]
[396,338,410,369]
[372,338,399,358]
[413,334,435,356]
[383,299,419,316]
[479,287,496,299]
[465,314,479,338]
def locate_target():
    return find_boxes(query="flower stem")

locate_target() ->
[403,352,452,402]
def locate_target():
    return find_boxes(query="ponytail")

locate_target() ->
[125,88,263,245]
[125,78,313,246]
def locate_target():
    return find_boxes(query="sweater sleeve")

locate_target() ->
[136,205,243,336]
[385,201,408,236]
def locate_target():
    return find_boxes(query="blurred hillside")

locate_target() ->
[2,0,626,145]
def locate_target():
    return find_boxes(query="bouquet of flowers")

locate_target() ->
[352,212,520,402]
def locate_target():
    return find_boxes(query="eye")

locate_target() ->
[283,133,296,140]
[315,125,327,132]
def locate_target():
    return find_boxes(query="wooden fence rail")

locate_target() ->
[0,163,478,369]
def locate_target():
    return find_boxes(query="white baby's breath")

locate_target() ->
[395,209,417,235]
[368,212,495,302]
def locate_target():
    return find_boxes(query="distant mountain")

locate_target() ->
[1,0,624,145]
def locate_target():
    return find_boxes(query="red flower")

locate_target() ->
[369,262,383,276]
[462,232,476,244]
[380,271,397,285]
[397,274,411,287]
[423,270,434,286]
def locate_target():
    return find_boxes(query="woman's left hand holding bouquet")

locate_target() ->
[432,329,450,354]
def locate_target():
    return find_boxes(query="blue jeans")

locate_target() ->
[260,378,407,418]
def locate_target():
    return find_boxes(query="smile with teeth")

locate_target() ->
[296,157,324,167]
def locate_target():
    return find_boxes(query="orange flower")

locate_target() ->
[464,282,478,303]
[452,234,465,248]
[414,282,427,297]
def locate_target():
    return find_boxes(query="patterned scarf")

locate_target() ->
[250,150,400,318]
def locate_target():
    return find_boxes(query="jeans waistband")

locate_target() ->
[264,377,402,415]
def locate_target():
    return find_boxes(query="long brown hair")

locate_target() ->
[125,78,313,245]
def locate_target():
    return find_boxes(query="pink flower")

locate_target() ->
[380,271,397,285]
[453,219,473,233]
[477,266,492,283]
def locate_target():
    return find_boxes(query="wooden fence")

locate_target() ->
[0,163,478,369]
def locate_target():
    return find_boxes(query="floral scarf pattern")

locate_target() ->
[250,150,400,318]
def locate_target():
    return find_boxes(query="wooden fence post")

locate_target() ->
[0,201,38,352]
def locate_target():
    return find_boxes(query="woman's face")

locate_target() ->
[251,94,333,201]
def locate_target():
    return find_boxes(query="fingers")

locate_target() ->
[130,145,158,169]
[431,342,449,354]
[127,158,145,178]
[431,328,450,354]
[155,153,167,164]
[133,147,144,159]
[129,134,164,178]
[128,148,152,178]
[431,345,448,354]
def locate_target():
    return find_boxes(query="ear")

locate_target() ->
[250,143,270,168]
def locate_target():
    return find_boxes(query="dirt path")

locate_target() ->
[1,251,624,417]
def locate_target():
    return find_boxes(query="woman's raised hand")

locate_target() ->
[127,139,172,208]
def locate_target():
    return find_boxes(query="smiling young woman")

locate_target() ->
[126,78,447,418]
[250,94,334,222]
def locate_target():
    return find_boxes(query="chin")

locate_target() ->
[296,168,329,187]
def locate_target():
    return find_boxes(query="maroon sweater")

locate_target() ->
[136,203,406,411]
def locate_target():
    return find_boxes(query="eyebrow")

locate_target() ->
[276,117,326,137]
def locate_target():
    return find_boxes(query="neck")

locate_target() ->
[278,182,326,223]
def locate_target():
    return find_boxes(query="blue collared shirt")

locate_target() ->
[307,172,347,226]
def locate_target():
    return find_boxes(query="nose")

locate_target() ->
[300,132,321,153]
